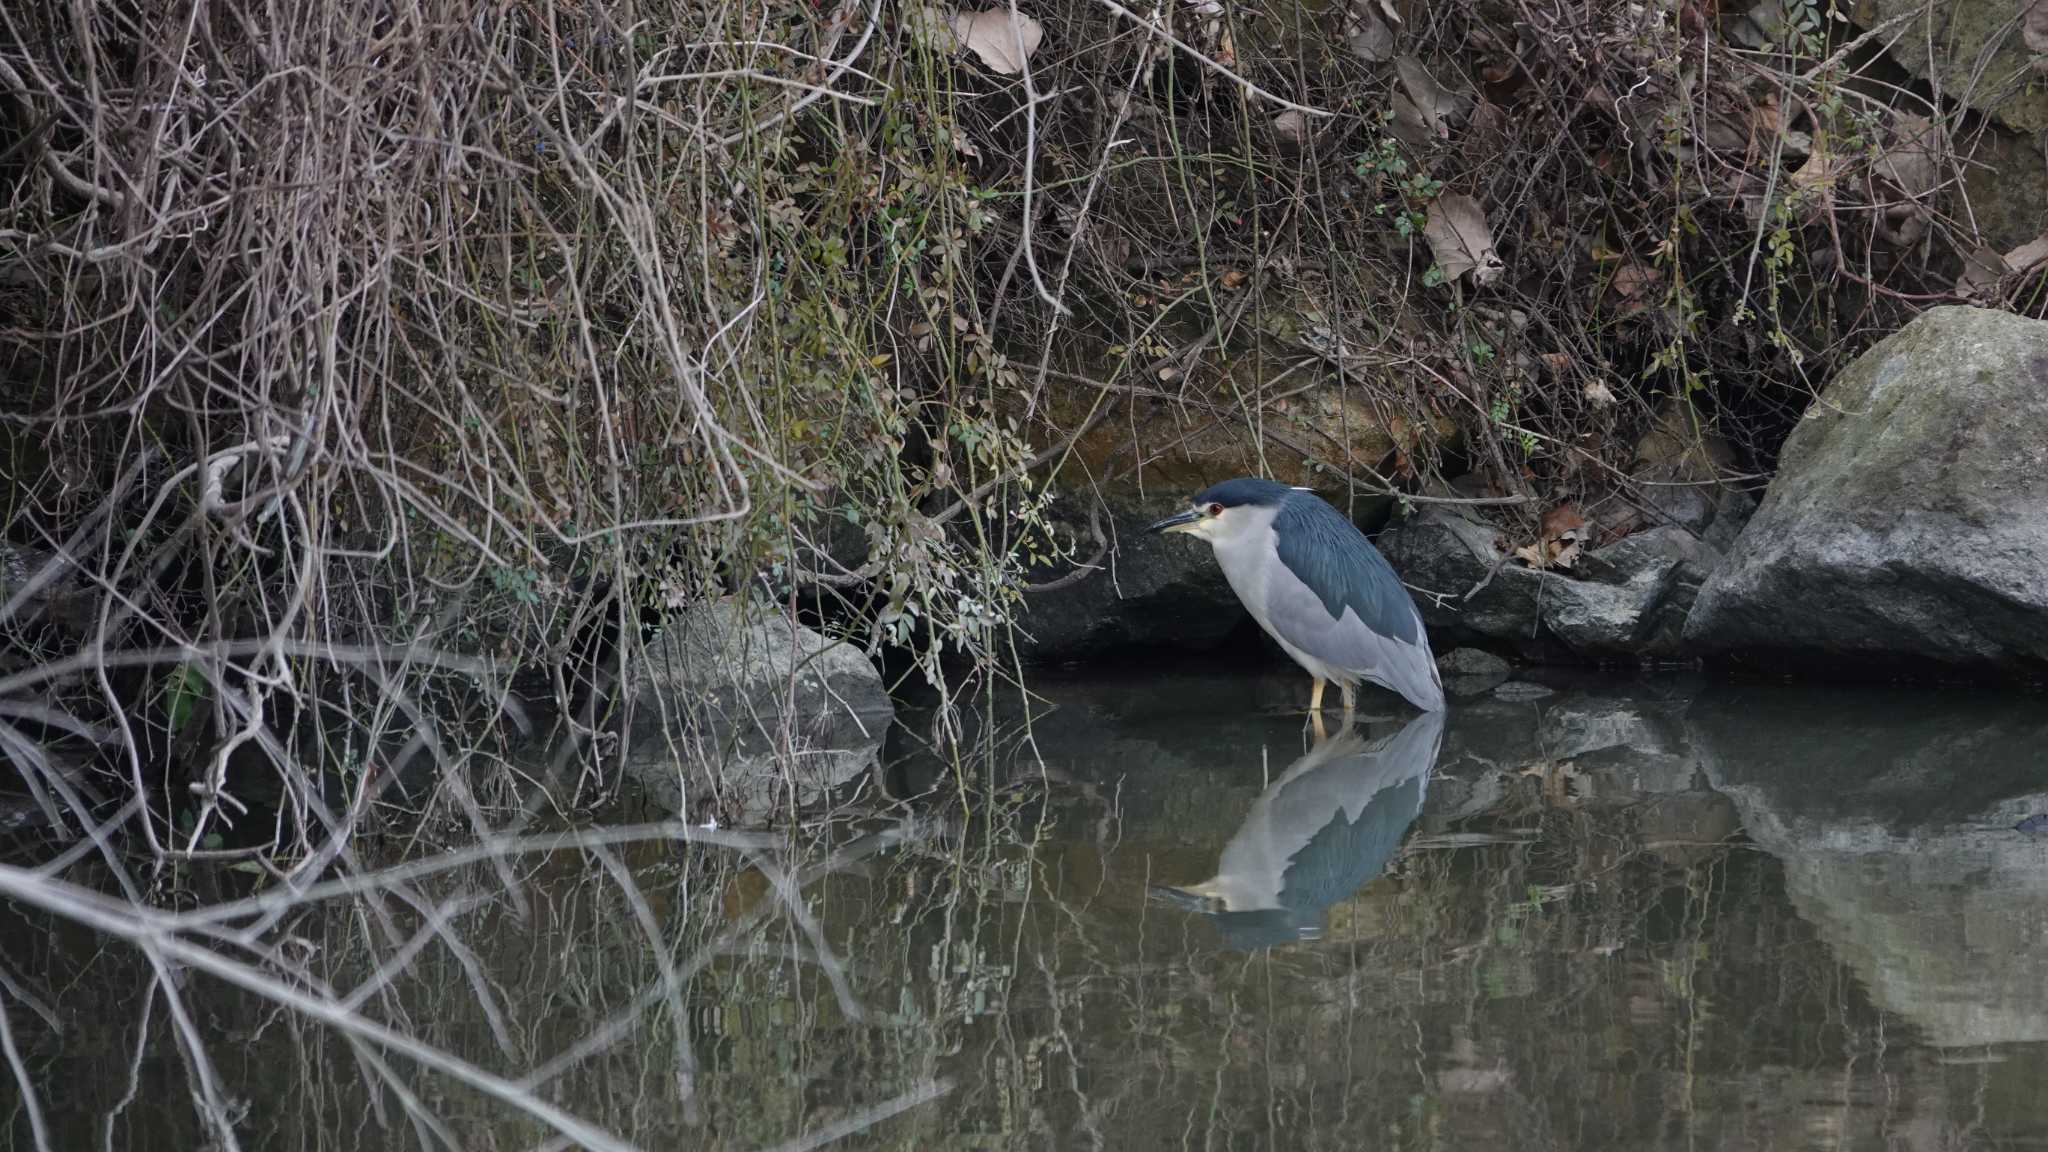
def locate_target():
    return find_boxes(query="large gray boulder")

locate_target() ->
[623,598,894,823]
[1685,306,2048,671]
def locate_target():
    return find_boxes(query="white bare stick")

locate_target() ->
[0,865,645,1152]
[1087,0,1331,116]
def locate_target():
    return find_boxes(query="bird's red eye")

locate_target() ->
[1206,503,1224,517]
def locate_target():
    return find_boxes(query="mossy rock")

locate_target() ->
[1849,0,2048,134]
[1687,305,2048,671]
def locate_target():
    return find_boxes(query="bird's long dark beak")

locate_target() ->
[1146,508,1201,534]
[1146,883,1220,912]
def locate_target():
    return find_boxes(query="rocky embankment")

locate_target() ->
[1014,306,2048,685]
[603,306,2048,825]
[616,304,2048,821]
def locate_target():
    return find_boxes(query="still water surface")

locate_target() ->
[10,670,2048,1150]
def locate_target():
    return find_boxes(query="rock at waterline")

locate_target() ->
[622,598,893,822]
[1437,647,1511,697]
[1377,508,1721,659]
[1685,306,2048,672]
[1015,488,1246,659]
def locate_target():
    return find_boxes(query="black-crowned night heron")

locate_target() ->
[1148,477,1444,717]
[1152,709,1443,949]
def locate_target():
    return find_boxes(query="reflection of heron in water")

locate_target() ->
[1153,709,1444,950]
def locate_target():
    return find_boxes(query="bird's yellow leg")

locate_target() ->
[1309,677,1326,714]
[1340,681,1357,721]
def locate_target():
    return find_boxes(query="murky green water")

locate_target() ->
[10,670,2048,1150]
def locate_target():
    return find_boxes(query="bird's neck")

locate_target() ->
[1208,507,1280,601]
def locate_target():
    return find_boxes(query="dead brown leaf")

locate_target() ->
[950,8,1044,75]
[1957,245,2009,300]
[1553,532,1589,569]
[1515,505,1591,571]
[1789,148,1839,193]
[1752,93,1781,136]
[1875,112,1941,202]
[1872,114,1942,248]
[1271,110,1310,148]
[1392,55,1469,142]
[904,3,956,50]
[1463,101,1512,167]
[1423,193,1504,286]
[1389,93,1431,146]
[1750,94,1810,158]
[1957,232,2048,299]
[1605,259,1663,315]
[1517,760,1585,808]
[1583,379,1618,407]
[1693,101,1752,154]
[2026,0,2048,68]
[1344,2,1395,63]
[1540,503,1586,541]
[2006,233,2048,275]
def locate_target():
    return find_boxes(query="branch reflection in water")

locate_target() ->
[10,673,2048,1150]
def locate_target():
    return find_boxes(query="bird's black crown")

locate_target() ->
[1189,477,1295,509]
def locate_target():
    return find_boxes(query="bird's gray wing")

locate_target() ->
[1263,559,1444,711]
[1274,494,1423,645]
[1267,494,1442,710]
[1273,710,1443,912]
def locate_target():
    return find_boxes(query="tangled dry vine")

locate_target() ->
[1,0,2044,1143]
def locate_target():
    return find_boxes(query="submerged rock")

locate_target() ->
[623,598,894,822]
[1686,306,2048,674]
[1437,647,1511,697]
[1489,680,1554,701]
